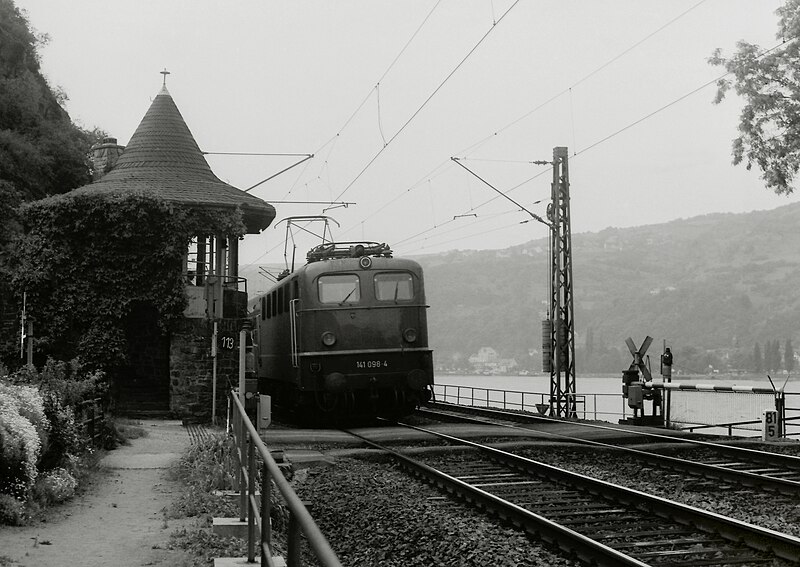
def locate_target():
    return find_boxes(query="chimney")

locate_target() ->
[90,137,125,181]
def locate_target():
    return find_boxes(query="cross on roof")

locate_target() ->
[160,68,170,87]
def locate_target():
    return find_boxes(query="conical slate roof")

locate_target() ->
[80,86,275,233]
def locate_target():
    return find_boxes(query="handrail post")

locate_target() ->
[288,509,301,567]
[262,461,271,549]
[248,436,256,563]
[238,409,247,522]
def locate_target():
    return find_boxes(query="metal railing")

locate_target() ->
[785,392,800,438]
[434,383,800,439]
[228,390,342,567]
[433,383,627,421]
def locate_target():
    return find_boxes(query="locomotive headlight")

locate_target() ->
[402,328,418,343]
[321,331,337,347]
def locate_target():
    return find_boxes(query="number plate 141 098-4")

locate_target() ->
[355,360,388,370]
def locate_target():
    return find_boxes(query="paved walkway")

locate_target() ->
[0,420,198,567]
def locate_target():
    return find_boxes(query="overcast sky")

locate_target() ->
[14,0,797,264]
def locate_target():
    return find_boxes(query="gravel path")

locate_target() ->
[0,421,195,567]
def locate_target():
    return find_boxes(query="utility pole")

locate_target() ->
[548,147,577,418]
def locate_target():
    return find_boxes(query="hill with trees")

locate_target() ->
[0,0,103,364]
[417,202,800,376]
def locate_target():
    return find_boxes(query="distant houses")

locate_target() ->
[467,347,518,375]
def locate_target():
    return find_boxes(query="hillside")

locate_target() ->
[416,202,800,375]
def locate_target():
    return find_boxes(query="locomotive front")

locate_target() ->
[254,242,434,422]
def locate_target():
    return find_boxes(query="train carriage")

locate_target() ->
[251,241,433,423]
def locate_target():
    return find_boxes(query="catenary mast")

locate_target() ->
[548,147,577,418]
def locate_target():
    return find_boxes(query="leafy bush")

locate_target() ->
[0,358,109,524]
[0,494,25,526]
[38,393,84,470]
[5,359,105,470]
[0,384,44,495]
[31,467,77,504]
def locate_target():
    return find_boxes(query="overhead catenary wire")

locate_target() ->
[335,0,711,246]
[303,0,445,171]
[575,34,799,158]
[331,0,523,203]
[367,31,800,255]
[249,3,778,263]
[242,1,447,267]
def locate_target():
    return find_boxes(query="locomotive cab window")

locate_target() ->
[318,274,360,304]
[375,272,414,301]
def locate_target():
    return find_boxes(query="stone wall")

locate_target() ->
[169,318,242,421]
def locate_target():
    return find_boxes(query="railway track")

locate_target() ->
[416,403,800,496]
[344,423,800,566]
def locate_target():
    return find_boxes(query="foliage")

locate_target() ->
[113,418,148,442]
[709,0,800,194]
[170,433,237,491]
[0,0,107,364]
[9,190,245,371]
[0,383,44,496]
[5,358,107,468]
[168,529,247,567]
[785,338,795,371]
[166,433,238,519]
[754,342,763,372]
[0,1,100,200]
[0,359,108,525]
[31,466,77,504]
[0,494,25,526]
[164,432,294,566]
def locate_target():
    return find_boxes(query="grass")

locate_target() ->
[163,433,247,565]
[113,418,148,442]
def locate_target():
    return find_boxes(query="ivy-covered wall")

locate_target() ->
[9,189,247,418]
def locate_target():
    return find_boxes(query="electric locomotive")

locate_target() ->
[250,241,433,423]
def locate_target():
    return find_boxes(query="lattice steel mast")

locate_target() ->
[548,147,577,418]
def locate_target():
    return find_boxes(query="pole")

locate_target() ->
[211,321,218,424]
[20,291,26,360]
[26,321,33,367]
[239,323,248,409]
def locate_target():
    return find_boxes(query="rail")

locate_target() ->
[228,390,342,567]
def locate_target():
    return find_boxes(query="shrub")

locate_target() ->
[0,494,25,526]
[6,358,106,470]
[0,382,48,442]
[32,467,77,504]
[38,394,84,471]
[0,387,44,495]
